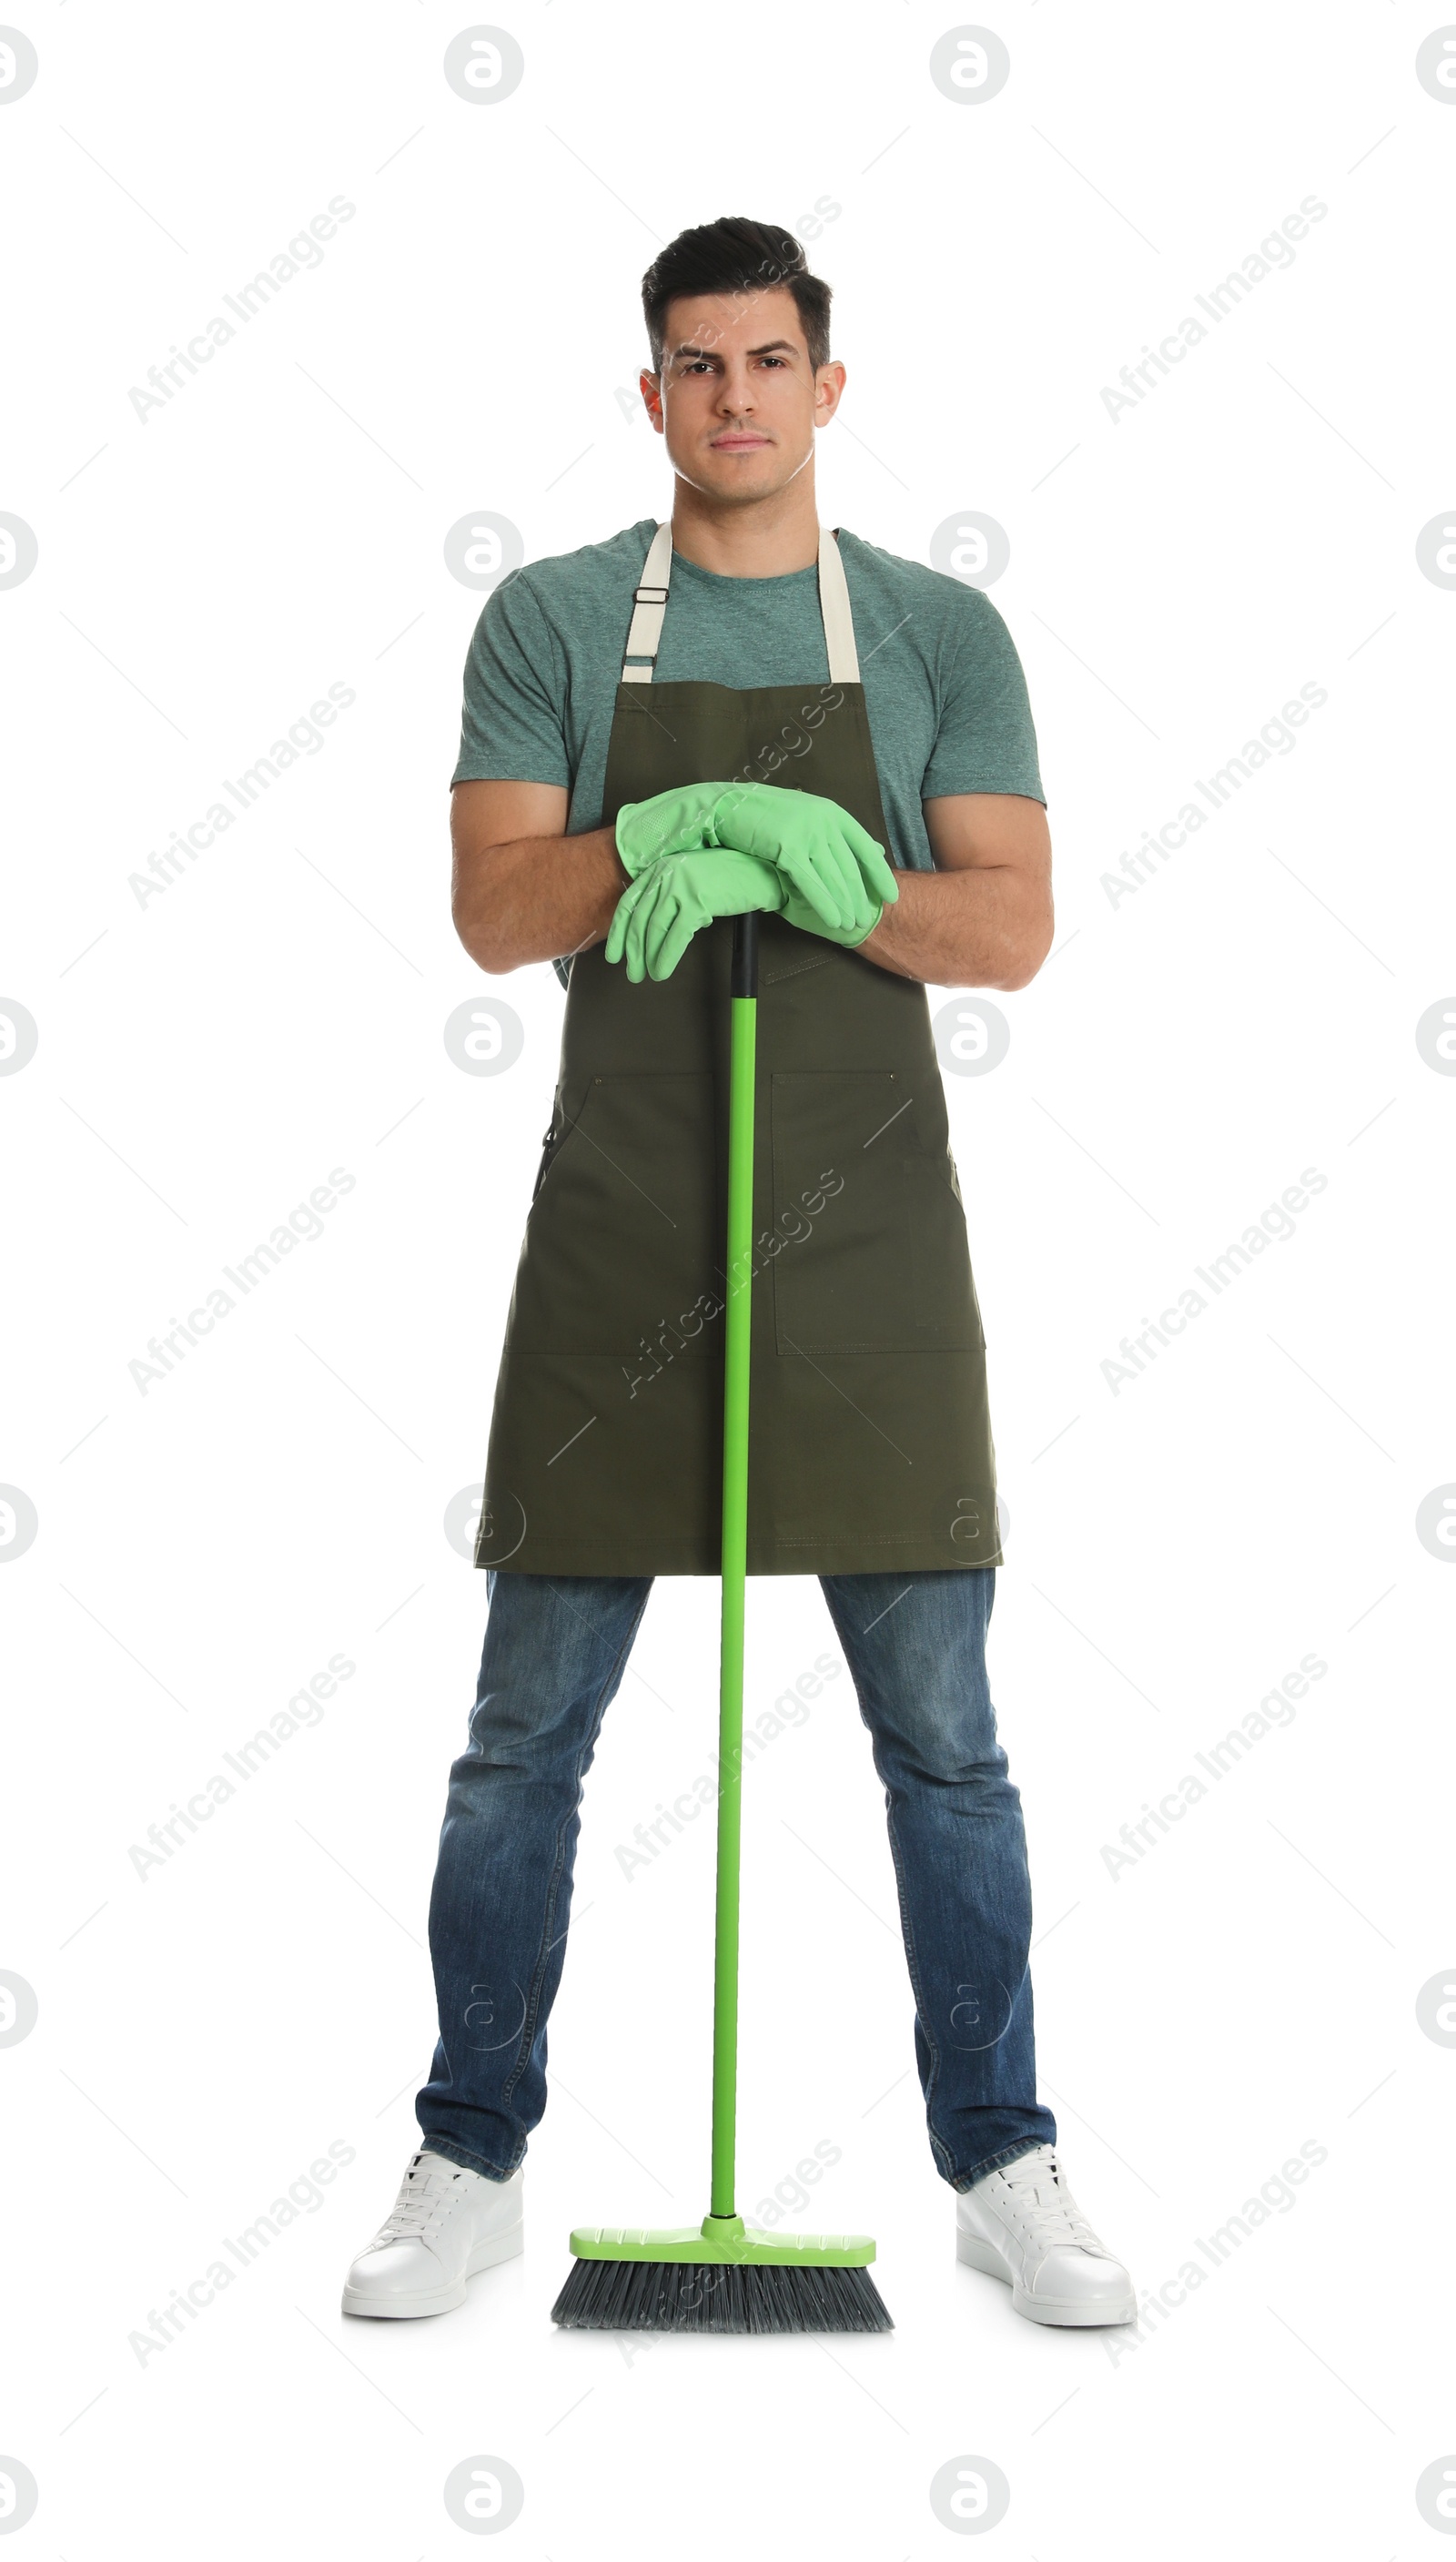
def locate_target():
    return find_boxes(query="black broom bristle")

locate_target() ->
[551,2255,893,2334]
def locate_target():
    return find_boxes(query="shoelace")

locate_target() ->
[377,2158,462,2244]
[995,2149,1104,2251]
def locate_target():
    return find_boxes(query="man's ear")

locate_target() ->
[814,360,847,425]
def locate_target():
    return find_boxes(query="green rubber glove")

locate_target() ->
[704,782,900,945]
[605,846,785,984]
[614,783,736,880]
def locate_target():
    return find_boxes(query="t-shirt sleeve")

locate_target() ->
[450,571,571,788]
[919,590,1046,806]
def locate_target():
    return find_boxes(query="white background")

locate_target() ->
[4,1,1454,2553]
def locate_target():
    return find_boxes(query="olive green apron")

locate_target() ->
[476,522,1001,1577]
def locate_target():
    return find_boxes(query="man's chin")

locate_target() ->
[679,452,794,504]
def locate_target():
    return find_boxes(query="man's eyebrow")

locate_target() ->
[669,338,800,361]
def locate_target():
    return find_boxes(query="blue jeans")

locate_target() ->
[417,1569,1057,2192]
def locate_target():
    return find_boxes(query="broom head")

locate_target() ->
[551,2215,893,2334]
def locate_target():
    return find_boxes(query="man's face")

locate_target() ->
[642,284,845,505]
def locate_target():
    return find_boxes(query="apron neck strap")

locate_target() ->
[817,525,861,686]
[620,521,862,686]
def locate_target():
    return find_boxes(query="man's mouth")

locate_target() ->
[711,433,770,449]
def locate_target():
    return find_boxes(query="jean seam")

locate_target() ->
[819,1575,958,2181]
[499,1585,651,2117]
[420,2136,521,2181]
[881,1791,961,2183]
[951,2134,1047,2192]
[820,1568,1044,2190]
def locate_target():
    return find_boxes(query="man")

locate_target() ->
[342,217,1134,2330]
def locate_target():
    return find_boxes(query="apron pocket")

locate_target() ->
[905,1157,986,1349]
[772,1073,986,1355]
[771,1070,920,1353]
[506,1072,720,1356]
[530,1117,565,1205]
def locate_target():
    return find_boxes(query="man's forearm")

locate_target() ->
[858,864,1053,992]
[451,820,1053,991]
[452,825,627,975]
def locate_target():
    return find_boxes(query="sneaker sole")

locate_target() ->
[956,2227,1136,2327]
[341,2222,524,2320]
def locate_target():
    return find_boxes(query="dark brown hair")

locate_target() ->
[641,218,832,374]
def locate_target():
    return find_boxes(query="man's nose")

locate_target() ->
[715,366,757,411]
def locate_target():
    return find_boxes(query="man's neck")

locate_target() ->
[667,475,822,579]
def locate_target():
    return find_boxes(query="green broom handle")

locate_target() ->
[710,912,757,2223]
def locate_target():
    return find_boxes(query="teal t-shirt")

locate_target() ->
[451,519,1045,987]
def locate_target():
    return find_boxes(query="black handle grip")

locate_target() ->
[731,912,759,999]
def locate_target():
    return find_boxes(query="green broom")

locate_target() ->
[551,912,892,2334]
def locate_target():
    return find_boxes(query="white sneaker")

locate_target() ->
[341,2149,523,2319]
[956,2142,1135,2327]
